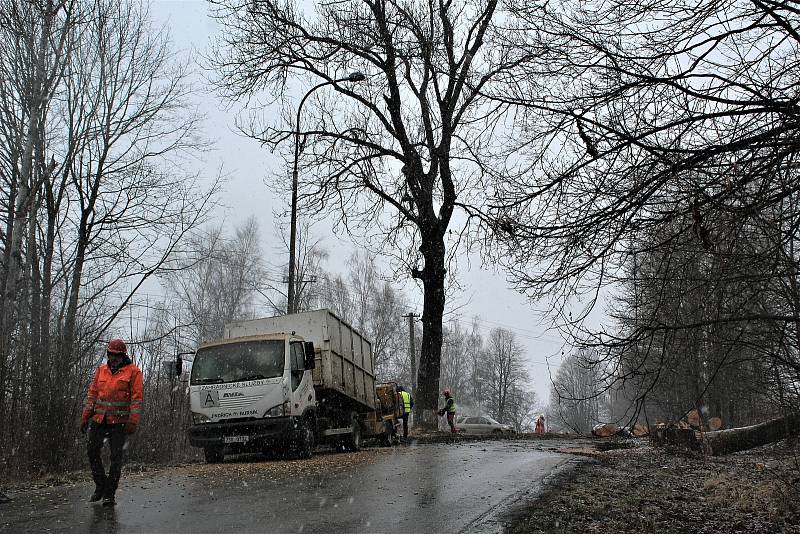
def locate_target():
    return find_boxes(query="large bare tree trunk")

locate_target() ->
[702,414,800,456]
[416,233,447,429]
[653,414,800,455]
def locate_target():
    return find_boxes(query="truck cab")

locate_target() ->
[187,334,317,462]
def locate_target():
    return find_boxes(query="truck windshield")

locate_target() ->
[191,340,285,384]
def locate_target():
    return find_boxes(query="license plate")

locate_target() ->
[223,435,249,444]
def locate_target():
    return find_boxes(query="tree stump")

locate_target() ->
[651,426,701,450]
[708,417,723,431]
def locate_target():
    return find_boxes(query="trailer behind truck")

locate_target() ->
[187,309,398,462]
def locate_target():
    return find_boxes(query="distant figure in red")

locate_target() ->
[535,415,545,434]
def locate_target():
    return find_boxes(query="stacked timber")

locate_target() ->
[591,422,650,438]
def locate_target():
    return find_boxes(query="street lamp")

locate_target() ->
[287,71,366,314]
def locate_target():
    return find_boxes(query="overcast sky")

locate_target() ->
[150,0,572,405]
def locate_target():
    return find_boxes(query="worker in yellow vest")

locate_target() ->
[438,389,457,433]
[397,385,413,439]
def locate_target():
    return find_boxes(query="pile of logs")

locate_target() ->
[652,412,800,455]
[591,410,799,455]
[591,422,649,438]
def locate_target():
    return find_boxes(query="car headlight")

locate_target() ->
[192,412,211,424]
[263,401,289,418]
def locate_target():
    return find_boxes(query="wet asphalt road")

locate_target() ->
[0,440,578,534]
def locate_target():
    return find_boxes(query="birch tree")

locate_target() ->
[0,0,213,470]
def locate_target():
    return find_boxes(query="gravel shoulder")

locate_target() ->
[506,440,800,534]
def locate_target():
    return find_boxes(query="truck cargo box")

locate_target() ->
[224,309,376,411]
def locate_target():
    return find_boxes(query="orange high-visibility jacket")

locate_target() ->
[81,363,143,426]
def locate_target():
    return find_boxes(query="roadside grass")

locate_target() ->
[506,441,800,534]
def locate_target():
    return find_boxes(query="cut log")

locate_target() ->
[651,425,701,451]
[701,413,800,455]
[707,417,723,431]
[686,409,703,429]
[631,423,649,437]
[652,413,800,455]
[591,423,619,438]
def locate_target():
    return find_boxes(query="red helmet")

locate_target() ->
[442,389,451,397]
[107,338,127,355]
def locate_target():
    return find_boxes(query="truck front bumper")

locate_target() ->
[188,417,297,449]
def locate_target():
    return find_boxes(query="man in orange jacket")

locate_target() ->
[80,339,143,507]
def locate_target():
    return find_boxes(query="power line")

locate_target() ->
[101,271,569,349]
[445,317,565,344]
[471,316,561,339]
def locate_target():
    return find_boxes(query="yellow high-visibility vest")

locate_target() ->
[399,390,412,414]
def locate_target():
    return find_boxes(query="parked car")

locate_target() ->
[457,415,515,434]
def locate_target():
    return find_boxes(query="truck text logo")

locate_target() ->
[212,410,258,418]
[223,392,244,398]
[195,379,270,391]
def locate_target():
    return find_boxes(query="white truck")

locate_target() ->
[187,309,400,462]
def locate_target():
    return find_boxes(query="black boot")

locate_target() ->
[89,487,103,503]
[101,492,115,507]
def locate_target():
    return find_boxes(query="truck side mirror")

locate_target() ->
[304,342,316,370]
[163,358,181,379]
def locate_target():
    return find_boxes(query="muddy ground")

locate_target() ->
[507,440,800,533]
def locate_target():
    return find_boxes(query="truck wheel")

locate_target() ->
[295,420,315,459]
[344,415,361,452]
[204,447,224,464]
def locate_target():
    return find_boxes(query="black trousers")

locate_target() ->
[401,413,409,438]
[87,421,126,496]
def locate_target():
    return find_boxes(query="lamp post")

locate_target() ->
[287,71,366,314]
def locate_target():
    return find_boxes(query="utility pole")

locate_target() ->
[403,312,418,425]
[283,275,318,313]
[287,72,365,314]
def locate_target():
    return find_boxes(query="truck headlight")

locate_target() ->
[264,401,289,418]
[192,412,211,424]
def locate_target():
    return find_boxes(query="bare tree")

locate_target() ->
[605,216,786,427]
[547,352,604,434]
[483,0,800,421]
[0,0,75,428]
[169,216,266,343]
[0,0,213,470]
[210,0,542,427]
[504,388,539,432]
[318,251,408,381]
[262,222,329,315]
[479,327,529,423]
[125,304,193,464]
[438,319,474,412]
